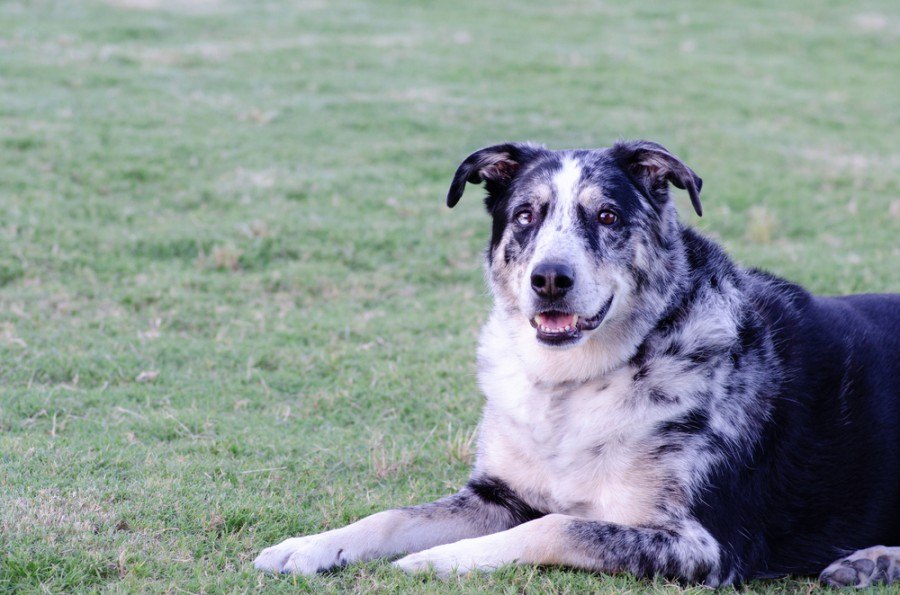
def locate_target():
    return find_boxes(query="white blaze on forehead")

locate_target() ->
[530,156,584,264]
[550,156,583,216]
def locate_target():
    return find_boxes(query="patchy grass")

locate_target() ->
[1,0,898,592]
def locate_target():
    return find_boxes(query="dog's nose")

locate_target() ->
[531,262,575,298]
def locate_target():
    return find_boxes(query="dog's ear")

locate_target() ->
[611,140,703,217]
[447,143,543,209]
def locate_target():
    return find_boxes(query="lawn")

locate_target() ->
[1,0,898,592]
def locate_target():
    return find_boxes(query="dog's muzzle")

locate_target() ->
[529,296,614,346]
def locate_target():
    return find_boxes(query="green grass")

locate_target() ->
[1,0,899,592]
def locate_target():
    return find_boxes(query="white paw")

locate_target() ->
[392,535,520,577]
[254,533,347,575]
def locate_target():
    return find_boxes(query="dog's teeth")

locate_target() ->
[572,315,579,325]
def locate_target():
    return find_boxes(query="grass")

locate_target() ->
[1,0,898,592]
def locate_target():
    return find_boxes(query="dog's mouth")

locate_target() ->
[528,296,614,346]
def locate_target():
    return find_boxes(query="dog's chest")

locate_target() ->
[478,365,677,525]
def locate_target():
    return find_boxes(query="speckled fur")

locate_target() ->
[254,141,900,586]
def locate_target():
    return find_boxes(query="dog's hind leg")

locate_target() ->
[394,513,723,584]
[820,546,900,588]
[254,478,536,575]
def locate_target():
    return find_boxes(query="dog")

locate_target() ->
[254,140,900,587]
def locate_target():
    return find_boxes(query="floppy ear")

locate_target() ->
[447,143,543,209]
[610,140,703,217]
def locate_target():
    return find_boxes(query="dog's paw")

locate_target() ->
[820,545,900,588]
[254,534,348,575]
[393,535,520,577]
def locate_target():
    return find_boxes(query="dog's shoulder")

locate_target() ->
[742,266,900,376]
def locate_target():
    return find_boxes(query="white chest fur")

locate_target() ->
[475,314,685,526]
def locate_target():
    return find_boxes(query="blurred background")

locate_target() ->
[1,0,898,591]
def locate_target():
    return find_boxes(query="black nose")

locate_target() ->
[530,262,575,298]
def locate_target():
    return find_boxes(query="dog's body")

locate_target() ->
[255,141,900,586]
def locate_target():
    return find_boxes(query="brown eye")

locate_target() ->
[598,210,618,226]
[515,209,534,226]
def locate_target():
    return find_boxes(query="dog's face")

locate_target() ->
[448,141,702,350]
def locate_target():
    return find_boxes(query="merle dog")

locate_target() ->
[254,141,900,587]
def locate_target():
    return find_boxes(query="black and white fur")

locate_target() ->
[254,141,900,587]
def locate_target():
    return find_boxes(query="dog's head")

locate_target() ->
[448,140,702,350]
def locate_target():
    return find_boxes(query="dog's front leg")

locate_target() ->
[394,513,722,583]
[254,485,524,574]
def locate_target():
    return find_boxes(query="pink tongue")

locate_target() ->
[541,313,575,330]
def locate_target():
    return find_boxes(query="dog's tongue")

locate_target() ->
[536,312,576,331]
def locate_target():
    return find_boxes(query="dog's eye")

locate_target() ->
[598,210,618,226]
[515,209,534,226]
